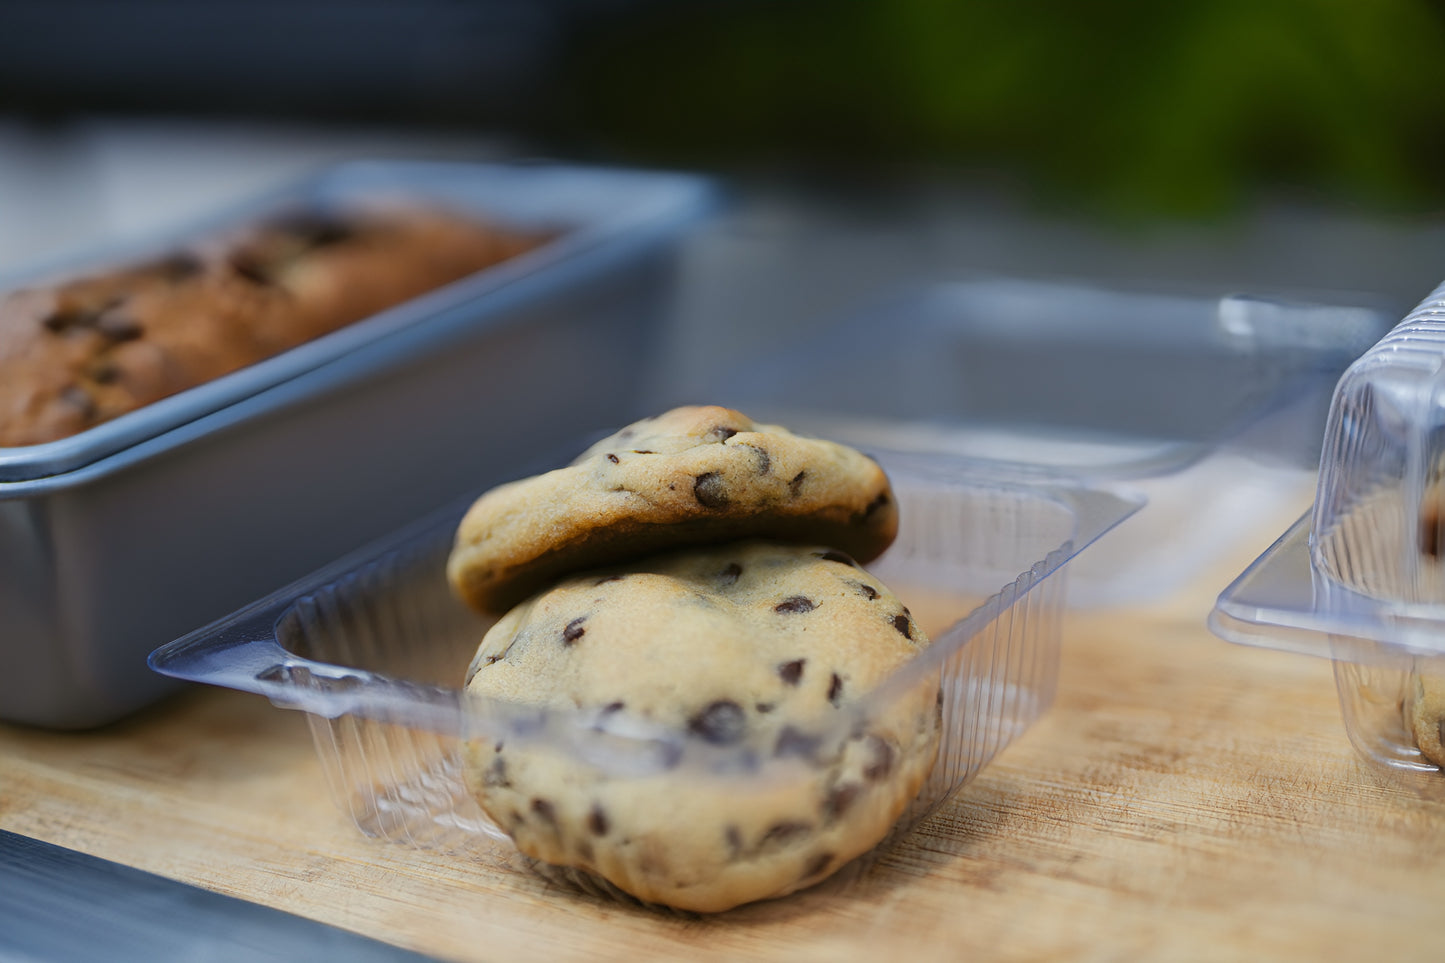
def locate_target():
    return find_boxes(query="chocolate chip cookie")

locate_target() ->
[1406,670,1445,768]
[461,539,939,913]
[446,405,899,614]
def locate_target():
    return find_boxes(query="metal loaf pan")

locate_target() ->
[0,160,716,729]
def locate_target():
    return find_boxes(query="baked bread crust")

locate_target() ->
[0,207,541,447]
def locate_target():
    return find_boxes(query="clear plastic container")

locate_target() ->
[689,279,1395,478]
[674,279,1393,605]
[150,453,1138,907]
[1212,279,1445,797]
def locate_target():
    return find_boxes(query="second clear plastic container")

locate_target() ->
[676,278,1393,605]
[149,453,1137,908]
[1212,279,1445,798]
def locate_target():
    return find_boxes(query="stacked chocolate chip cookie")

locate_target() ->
[446,405,940,912]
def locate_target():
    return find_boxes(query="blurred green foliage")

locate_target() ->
[565,0,1445,219]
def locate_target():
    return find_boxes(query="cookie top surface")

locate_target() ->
[465,538,928,724]
[461,539,937,912]
[447,405,899,614]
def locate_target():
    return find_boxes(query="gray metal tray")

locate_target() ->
[0,160,715,729]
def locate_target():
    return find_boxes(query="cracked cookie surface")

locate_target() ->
[461,539,939,913]
[446,405,899,614]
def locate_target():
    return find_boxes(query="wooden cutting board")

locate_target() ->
[4,505,1445,961]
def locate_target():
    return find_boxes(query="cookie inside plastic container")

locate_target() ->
[1212,278,1445,798]
[150,453,1138,911]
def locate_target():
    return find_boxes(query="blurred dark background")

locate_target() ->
[2,0,1444,339]
[5,0,1445,218]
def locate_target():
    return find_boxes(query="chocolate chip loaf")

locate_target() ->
[0,207,543,447]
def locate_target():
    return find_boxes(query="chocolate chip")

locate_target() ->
[853,582,880,601]
[59,385,96,418]
[774,596,816,615]
[688,700,746,745]
[87,361,119,384]
[711,425,738,442]
[562,617,587,645]
[718,562,742,586]
[760,821,811,848]
[801,852,834,881]
[41,308,84,334]
[595,574,625,586]
[742,444,771,474]
[892,614,913,640]
[725,825,744,857]
[229,253,273,285]
[778,659,805,686]
[605,452,620,464]
[483,653,504,666]
[274,212,355,249]
[587,804,610,836]
[789,471,806,498]
[636,849,662,876]
[1423,513,1442,557]
[774,725,821,759]
[631,449,656,454]
[825,782,861,821]
[863,735,895,782]
[694,472,729,509]
[602,701,625,714]
[531,797,557,826]
[152,252,204,281]
[816,550,855,566]
[827,673,844,705]
[95,307,143,342]
[755,702,775,713]
[483,756,510,788]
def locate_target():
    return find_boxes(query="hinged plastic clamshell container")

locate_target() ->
[1212,279,1445,797]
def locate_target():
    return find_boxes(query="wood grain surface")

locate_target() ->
[4,497,1445,962]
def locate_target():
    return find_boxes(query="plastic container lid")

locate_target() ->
[702,278,1397,481]
[1213,279,1445,663]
